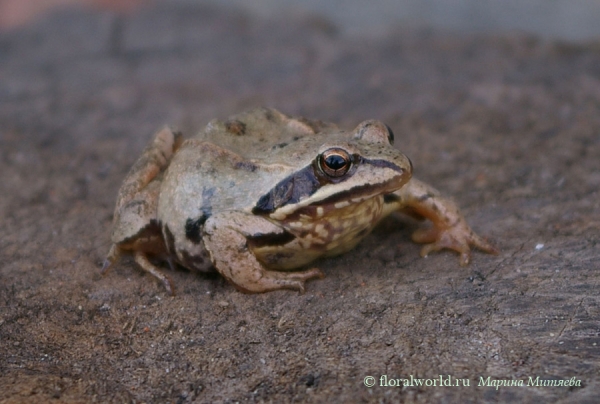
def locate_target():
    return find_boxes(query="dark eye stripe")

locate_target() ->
[252,165,320,214]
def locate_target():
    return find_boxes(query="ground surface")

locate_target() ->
[1,2,599,403]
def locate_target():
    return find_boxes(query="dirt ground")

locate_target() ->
[1,2,599,403]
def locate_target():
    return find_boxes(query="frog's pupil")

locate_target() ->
[326,154,347,170]
[319,148,352,178]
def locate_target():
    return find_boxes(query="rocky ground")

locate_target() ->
[0,2,598,403]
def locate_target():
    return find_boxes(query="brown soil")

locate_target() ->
[1,2,598,403]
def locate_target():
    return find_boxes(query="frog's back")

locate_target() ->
[197,108,339,159]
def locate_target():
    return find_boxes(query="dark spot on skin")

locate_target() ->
[202,187,216,203]
[163,225,176,255]
[235,161,258,172]
[292,136,301,141]
[185,215,208,244]
[271,142,288,150]
[225,119,246,136]
[179,249,214,272]
[247,230,296,249]
[264,110,276,121]
[383,194,401,204]
[261,252,296,265]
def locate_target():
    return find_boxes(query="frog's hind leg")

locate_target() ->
[202,213,324,293]
[133,251,175,295]
[104,126,184,294]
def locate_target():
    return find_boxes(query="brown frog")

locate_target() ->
[103,108,497,294]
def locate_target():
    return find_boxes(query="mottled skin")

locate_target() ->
[104,108,497,294]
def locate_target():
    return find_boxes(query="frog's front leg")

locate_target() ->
[385,178,498,265]
[202,212,323,293]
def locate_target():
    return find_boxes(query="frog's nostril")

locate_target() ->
[384,124,395,145]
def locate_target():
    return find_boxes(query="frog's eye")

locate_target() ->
[319,148,352,177]
[385,124,395,145]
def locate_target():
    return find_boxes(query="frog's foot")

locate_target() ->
[229,267,324,294]
[412,223,498,266]
[133,251,176,295]
[102,245,175,294]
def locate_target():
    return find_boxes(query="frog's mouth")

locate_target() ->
[306,176,409,209]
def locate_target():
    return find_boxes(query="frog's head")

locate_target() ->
[252,120,412,218]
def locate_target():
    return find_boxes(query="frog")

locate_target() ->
[103,108,498,294]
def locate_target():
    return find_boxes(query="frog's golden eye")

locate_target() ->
[319,148,352,177]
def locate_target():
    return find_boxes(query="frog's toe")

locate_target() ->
[228,268,323,294]
[101,259,112,274]
[289,267,324,281]
[458,250,471,266]
[414,224,496,266]
[469,233,500,256]
[101,244,121,274]
[272,268,324,293]
[414,226,469,255]
[419,236,471,265]
[285,279,308,294]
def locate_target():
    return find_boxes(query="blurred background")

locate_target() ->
[2,0,600,41]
